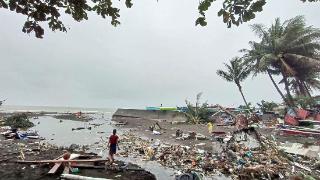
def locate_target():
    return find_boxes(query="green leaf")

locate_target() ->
[125,0,133,8]
[0,0,8,8]
[234,5,242,14]
[217,9,224,16]
[250,0,266,12]
[65,7,71,14]
[222,11,230,23]
[195,17,207,26]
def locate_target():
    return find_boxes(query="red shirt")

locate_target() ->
[109,135,118,145]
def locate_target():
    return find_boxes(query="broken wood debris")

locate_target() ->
[15,158,107,164]
[61,174,113,180]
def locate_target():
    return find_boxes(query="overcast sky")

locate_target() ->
[0,0,320,108]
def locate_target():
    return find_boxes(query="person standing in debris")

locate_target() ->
[108,129,119,165]
[207,122,213,134]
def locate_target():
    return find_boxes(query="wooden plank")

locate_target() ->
[63,165,70,174]
[48,154,80,174]
[16,158,108,164]
[48,159,63,174]
[48,154,65,174]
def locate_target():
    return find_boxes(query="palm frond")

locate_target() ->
[216,70,233,82]
[250,24,268,39]
[283,53,320,67]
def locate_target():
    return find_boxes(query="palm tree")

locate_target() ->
[288,73,320,97]
[217,57,251,107]
[242,16,320,107]
[242,41,290,105]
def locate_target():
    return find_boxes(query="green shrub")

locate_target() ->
[257,100,279,113]
[5,113,34,129]
[185,93,210,124]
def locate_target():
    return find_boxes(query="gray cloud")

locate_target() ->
[0,0,319,108]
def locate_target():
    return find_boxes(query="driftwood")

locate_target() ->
[15,158,107,164]
[61,174,112,180]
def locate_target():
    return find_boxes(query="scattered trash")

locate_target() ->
[195,143,206,147]
[72,127,85,131]
[116,126,319,179]
[152,130,161,135]
[279,142,320,159]
[195,133,206,140]
[149,122,162,131]
[176,129,183,137]
[114,121,127,126]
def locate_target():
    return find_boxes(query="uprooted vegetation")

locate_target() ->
[4,113,34,129]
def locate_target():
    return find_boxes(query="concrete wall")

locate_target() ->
[112,108,187,122]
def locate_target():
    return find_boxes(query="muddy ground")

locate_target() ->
[112,116,320,152]
[0,135,155,180]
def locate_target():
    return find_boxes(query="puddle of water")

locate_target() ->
[29,114,178,179]
[30,115,113,147]
[118,156,176,179]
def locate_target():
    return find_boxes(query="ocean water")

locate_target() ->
[0,105,115,113]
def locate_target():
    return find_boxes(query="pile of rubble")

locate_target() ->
[118,128,320,179]
[279,108,320,137]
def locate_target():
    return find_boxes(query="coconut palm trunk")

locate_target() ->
[297,79,308,96]
[280,70,295,107]
[303,81,313,98]
[267,69,292,106]
[236,83,249,107]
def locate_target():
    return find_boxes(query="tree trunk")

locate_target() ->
[237,83,249,107]
[296,78,308,97]
[267,69,291,106]
[280,70,295,107]
[302,81,312,98]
